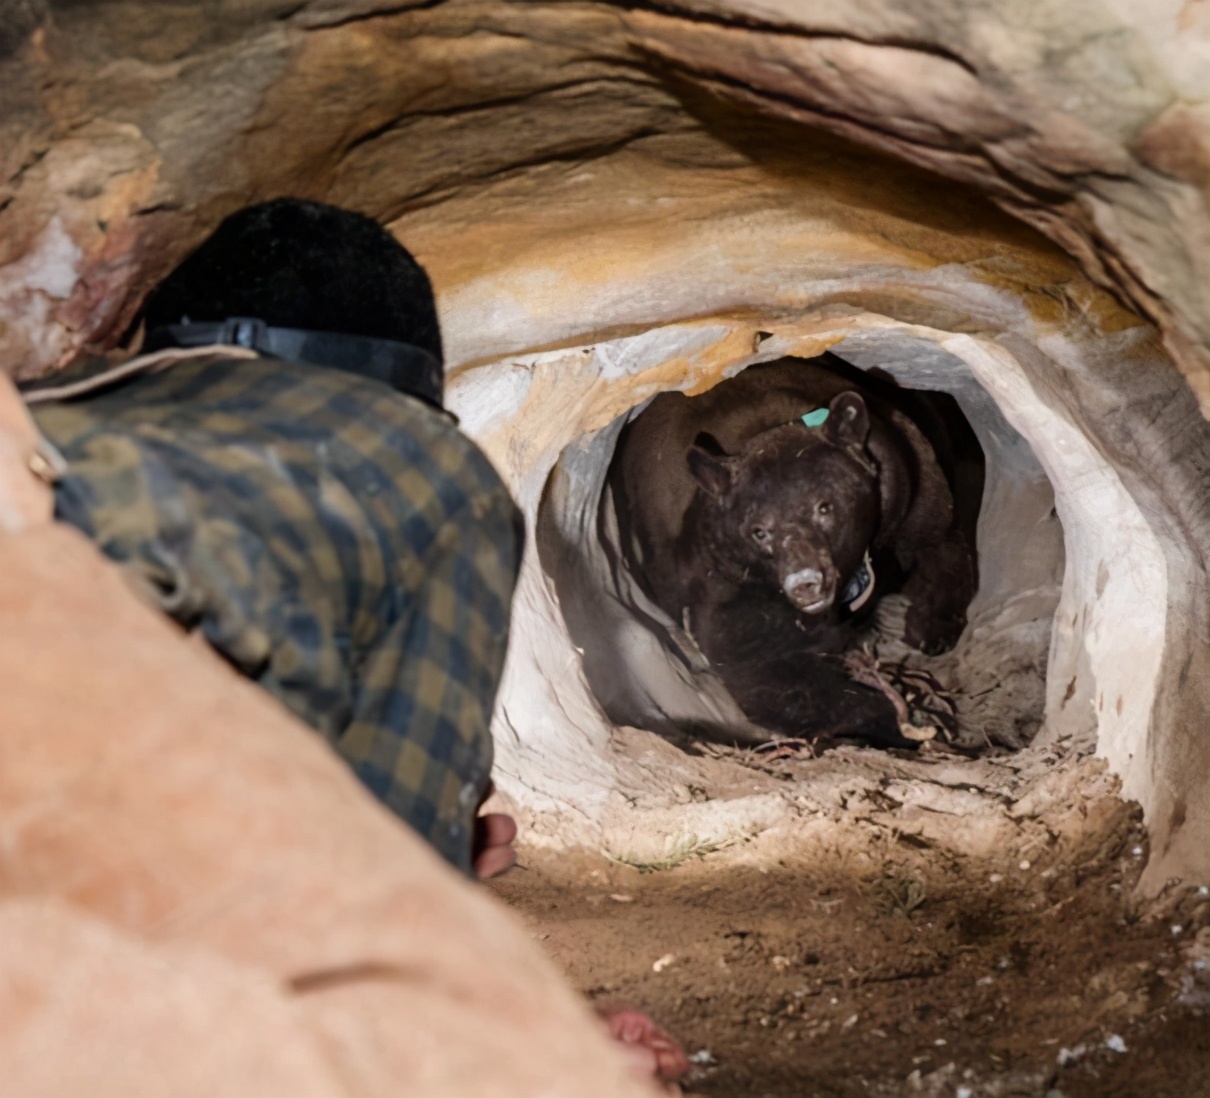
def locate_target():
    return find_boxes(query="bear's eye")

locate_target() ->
[751,527,770,544]
[817,501,832,517]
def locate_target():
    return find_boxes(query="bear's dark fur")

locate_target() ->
[610,354,982,749]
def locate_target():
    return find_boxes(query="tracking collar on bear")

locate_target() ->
[802,403,878,611]
[840,550,876,612]
[144,318,445,409]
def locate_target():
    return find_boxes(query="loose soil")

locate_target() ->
[492,741,1210,1097]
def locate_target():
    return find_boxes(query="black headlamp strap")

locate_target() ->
[143,318,445,409]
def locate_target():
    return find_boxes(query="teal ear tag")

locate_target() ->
[801,408,829,428]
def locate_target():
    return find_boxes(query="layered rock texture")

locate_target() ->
[3,0,1210,1086]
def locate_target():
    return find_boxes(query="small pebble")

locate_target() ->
[771,955,792,972]
[1105,1035,1127,1054]
[1131,845,1144,857]
[688,1049,716,1066]
[1199,886,1209,898]
[1172,925,1184,937]
[977,976,994,987]
[1057,1044,1087,1067]
[989,873,1004,884]
[1019,860,1031,871]
[934,1038,947,1046]
[652,953,675,972]
[957,1088,974,1098]
[610,893,634,903]
[830,997,839,1005]
[842,1014,859,1029]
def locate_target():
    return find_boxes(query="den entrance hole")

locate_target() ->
[537,338,1063,765]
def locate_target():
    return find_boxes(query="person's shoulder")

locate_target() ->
[20,346,259,407]
[285,359,456,435]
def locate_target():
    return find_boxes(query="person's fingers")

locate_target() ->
[652,1038,692,1082]
[477,812,517,848]
[602,1008,691,1083]
[473,842,517,880]
[471,809,517,880]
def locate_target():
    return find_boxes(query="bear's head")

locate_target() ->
[687,391,880,616]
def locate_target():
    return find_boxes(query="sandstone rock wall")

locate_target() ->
[4,1,1210,391]
[1,0,1208,918]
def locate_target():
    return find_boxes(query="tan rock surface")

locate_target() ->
[0,900,346,1098]
[1,0,1208,395]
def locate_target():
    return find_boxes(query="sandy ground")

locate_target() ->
[492,740,1210,1098]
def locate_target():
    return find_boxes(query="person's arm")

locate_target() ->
[333,482,522,874]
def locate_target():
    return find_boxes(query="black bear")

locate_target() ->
[610,354,981,749]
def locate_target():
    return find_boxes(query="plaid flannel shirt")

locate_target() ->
[30,352,522,873]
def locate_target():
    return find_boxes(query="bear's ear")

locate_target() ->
[687,433,734,497]
[825,391,870,456]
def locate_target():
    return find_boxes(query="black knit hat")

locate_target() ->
[142,198,443,363]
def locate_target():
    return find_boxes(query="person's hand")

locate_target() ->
[601,1006,691,1092]
[472,810,517,879]
[470,786,688,1089]
[472,781,517,879]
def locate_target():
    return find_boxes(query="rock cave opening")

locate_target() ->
[480,283,1192,876]
[538,340,1059,762]
[417,93,1210,891]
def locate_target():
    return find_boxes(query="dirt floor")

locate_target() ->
[492,739,1210,1098]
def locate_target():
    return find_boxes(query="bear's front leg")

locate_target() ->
[899,536,977,656]
[714,651,920,750]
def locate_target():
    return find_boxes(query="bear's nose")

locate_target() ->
[783,567,834,613]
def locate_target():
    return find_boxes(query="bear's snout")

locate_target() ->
[782,566,835,614]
